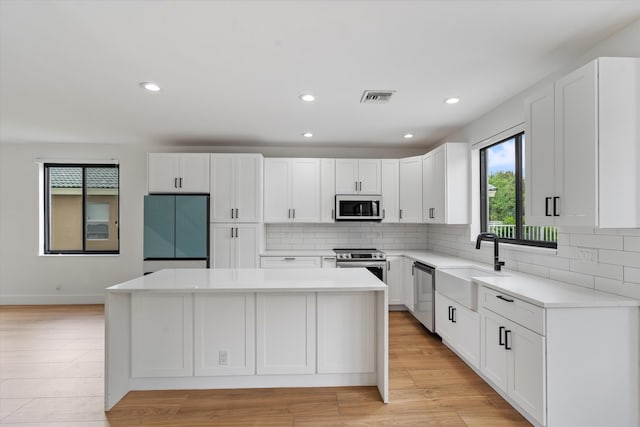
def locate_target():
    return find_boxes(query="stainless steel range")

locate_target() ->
[334,248,387,282]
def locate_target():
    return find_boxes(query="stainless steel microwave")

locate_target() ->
[335,194,383,221]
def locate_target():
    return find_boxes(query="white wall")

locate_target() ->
[430,18,640,300]
[0,143,423,304]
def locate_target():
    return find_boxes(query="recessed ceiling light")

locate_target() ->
[140,82,160,92]
[303,132,313,138]
[403,133,414,139]
[299,93,315,102]
[444,97,460,104]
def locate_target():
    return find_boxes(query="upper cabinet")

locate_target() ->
[525,57,640,228]
[381,159,399,222]
[335,159,382,195]
[398,156,423,223]
[422,143,469,224]
[264,158,321,223]
[148,153,210,194]
[320,159,336,222]
[210,154,263,223]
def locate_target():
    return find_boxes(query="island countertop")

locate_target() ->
[107,268,387,292]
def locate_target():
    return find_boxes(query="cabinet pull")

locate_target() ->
[359,181,362,191]
[496,295,514,303]
[174,177,178,188]
[448,306,453,321]
[545,197,552,216]
[499,326,505,346]
[387,261,391,271]
[231,208,235,219]
[235,227,239,238]
[451,307,456,323]
[411,265,414,276]
[331,209,335,219]
[382,209,385,219]
[179,177,183,188]
[292,209,296,219]
[235,208,239,219]
[230,227,234,238]
[553,196,560,216]
[399,209,403,219]
[355,181,358,191]
[505,330,512,350]
[284,257,295,261]
[288,209,291,218]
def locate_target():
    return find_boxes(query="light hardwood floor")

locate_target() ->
[0,305,530,426]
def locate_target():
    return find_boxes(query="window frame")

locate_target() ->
[44,163,120,254]
[480,132,557,249]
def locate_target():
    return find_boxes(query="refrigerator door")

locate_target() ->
[175,195,208,258]
[144,195,176,258]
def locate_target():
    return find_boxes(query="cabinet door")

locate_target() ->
[480,310,509,392]
[263,158,291,223]
[358,159,382,194]
[194,293,255,376]
[435,292,454,344]
[335,159,359,194]
[422,153,435,223]
[210,154,235,222]
[381,159,399,222]
[431,147,446,223]
[554,60,597,227]
[179,154,210,193]
[508,321,545,425]
[148,153,180,193]
[260,257,321,269]
[144,195,175,258]
[235,224,259,268]
[402,257,415,312]
[235,154,262,223]
[256,293,316,374]
[524,86,556,226]
[322,257,336,268]
[453,303,480,369]
[211,223,234,268]
[320,159,336,222]
[386,256,404,304]
[291,158,320,222]
[131,293,193,377]
[175,195,208,258]
[399,156,423,222]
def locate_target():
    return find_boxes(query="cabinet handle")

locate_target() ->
[288,209,291,219]
[545,197,552,216]
[231,208,235,219]
[451,307,457,323]
[496,295,514,303]
[399,209,403,219]
[382,209,385,219]
[230,227,234,238]
[235,208,239,219]
[174,177,178,188]
[448,306,453,321]
[387,261,390,271]
[292,209,296,219]
[359,181,362,191]
[331,209,335,219]
[499,326,505,346]
[505,330,512,350]
[284,257,295,261]
[179,177,183,188]
[235,227,239,238]
[553,196,560,216]
[411,265,414,276]
[355,181,358,192]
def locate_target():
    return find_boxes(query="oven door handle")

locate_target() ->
[336,262,386,268]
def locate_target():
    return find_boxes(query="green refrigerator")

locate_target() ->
[144,195,209,264]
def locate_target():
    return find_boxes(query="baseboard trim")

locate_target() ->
[0,294,105,305]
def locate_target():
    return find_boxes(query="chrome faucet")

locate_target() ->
[475,232,505,271]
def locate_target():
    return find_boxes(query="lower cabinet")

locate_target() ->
[131,293,194,378]
[402,257,415,311]
[386,256,404,305]
[321,256,336,268]
[435,292,480,369]
[260,256,321,268]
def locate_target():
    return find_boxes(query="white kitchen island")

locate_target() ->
[104,268,388,410]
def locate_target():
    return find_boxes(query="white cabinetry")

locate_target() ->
[317,292,374,373]
[381,159,399,222]
[422,143,469,224]
[399,156,423,223]
[148,153,210,193]
[335,159,381,195]
[435,292,480,368]
[210,154,262,223]
[321,256,336,268]
[320,159,336,222]
[211,223,260,268]
[402,257,415,311]
[386,256,404,305]
[260,256,321,269]
[194,293,255,376]
[131,293,193,377]
[256,293,316,374]
[264,158,320,223]
[525,57,640,228]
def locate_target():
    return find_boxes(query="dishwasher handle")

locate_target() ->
[413,262,435,274]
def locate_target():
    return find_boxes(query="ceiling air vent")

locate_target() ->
[360,90,396,104]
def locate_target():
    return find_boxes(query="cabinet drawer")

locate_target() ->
[479,286,544,335]
[260,256,322,269]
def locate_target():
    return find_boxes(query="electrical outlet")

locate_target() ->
[577,248,597,263]
[218,350,228,366]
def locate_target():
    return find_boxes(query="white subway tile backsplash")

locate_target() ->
[624,267,640,284]
[624,236,640,252]
[549,268,594,289]
[598,249,640,268]
[516,262,550,278]
[569,260,623,280]
[570,234,623,250]
[595,277,640,300]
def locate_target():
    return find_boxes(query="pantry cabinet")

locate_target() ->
[381,159,399,222]
[422,143,469,224]
[264,158,321,223]
[398,156,423,223]
[148,153,210,193]
[525,57,640,228]
[335,159,381,195]
[210,223,260,268]
[210,154,262,223]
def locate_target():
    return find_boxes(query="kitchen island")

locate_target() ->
[104,268,388,410]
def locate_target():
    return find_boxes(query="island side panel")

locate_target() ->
[105,291,131,411]
[377,288,389,403]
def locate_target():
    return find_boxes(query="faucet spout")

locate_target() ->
[475,232,505,271]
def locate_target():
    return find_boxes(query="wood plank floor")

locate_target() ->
[0,305,530,426]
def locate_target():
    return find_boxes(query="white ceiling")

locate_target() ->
[1,1,639,149]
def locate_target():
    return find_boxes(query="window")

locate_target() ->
[44,164,119,254]
[480,132,557,248]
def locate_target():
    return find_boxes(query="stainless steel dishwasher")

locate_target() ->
[413,262,435,332]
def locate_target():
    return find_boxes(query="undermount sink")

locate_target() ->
[436,267,508,311]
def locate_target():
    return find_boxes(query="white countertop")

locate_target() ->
[107,268,387,292]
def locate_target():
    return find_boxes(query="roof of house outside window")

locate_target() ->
[49,167,119,188]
